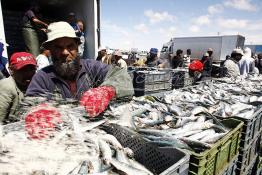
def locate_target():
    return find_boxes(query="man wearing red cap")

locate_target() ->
[0,52,37,124]
[189,60,204,83]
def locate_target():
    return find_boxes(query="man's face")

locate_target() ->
[12,65,36,88]
[235,54,242,62]
[207,51,213,56]
[49,37,80,80]
[100,49,107,57]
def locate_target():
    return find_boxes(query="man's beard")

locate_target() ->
[53,56,80,81]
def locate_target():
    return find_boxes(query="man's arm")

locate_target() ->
[101,66,134,98]
[0,81,14,124]
[26,70,53,98]
[86,60,134,98]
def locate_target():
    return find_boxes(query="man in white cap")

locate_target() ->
[223,48,243,77]
[26,21,133,117]
[96,46,111,64]
[113,50,127,70]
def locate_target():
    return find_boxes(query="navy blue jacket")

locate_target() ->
[26,59,110,99]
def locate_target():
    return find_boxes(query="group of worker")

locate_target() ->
[222,47,261,78]
[96,47,128,70]
[0,22,134,126]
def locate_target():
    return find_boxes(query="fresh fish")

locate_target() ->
[168,104,182,116]
[128,159,153,175]
[201,132,227,143]
[175,129,203,138]
[98,134,123,149]
[191,106,208,115]
[78,161,90,174]
[110,158,152,175]
[188,129,216,140]
[180,137,212,150]
[116,149,130,164]
[98,140,112,165]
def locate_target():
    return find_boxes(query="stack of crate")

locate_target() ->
[171,69,194,89]
[132,69,172,97]
[234,109,262,174]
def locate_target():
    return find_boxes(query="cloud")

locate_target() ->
[134,23,149,34]
[194,15,211,25]
[159,26,176,39]
[248,21,262,30]
[189,25,200,32]
[102,21,129,36]
[144,10,176,24]
[218,18,248,29]
[224,0,257,11]
[208,4,224,14]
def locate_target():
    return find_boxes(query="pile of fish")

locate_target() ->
[0,103,153,175]
[108,75,262,153]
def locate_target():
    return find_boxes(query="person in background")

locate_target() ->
[97,46,111,64]
[0,52,37,124]
[22,3,48,57]
[255,53,262,74]
[239,47,255,76]
[36,46,51,71]
[67,12,82,37]
[77,20,85,57]
[224,48,243,77]
[145,48,160,67]
[172,49,184,69]
[113,50,127,70]
[188,60,204,84]
[201,52,212,79]
[0,40,9,79]
[183,49,191,66]
[26,22,133,118]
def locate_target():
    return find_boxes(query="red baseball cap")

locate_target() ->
[10,52,37,70]
[189,60,204,72]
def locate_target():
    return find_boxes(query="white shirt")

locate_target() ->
[224,59,240,77]
[36,54,51,71]
[117,59,127,70]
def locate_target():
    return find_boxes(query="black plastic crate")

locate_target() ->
[237,132,261,174]
[221,154,238,175]
[171,70,193,89]
[216,108,262,151]
[100,124,190,175]
[236,154,258,175]
[134,70,172,83]
[133,71,172,97]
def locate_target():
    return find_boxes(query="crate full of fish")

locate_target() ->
[215,107,262,152]
[236,130,261,175]
[109,99,243,175]
[100,123,190,175]
[0,104,154,175]
[186,118,243,175]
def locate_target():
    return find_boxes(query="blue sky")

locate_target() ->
[101,0,262,51]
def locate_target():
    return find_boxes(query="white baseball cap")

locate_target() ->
[42,21,80,47]
[98,46,107,51]
[232,48,244,56]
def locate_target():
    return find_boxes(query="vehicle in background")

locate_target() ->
[245,45,262,54]
[160,35,245,63]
